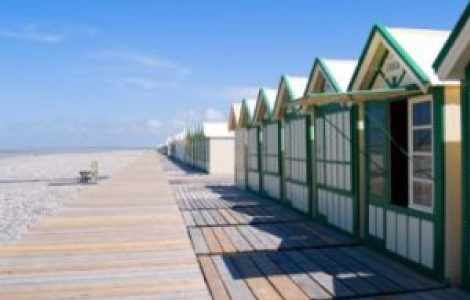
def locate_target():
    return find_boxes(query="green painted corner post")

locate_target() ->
[432,87,446,281]
[310,109,317,218]
[305,114,314,216]
[357,103,367,239]
[462,65,470,289]
[351,104,361,237]
[257,125,263,194]
[278,120,284,203]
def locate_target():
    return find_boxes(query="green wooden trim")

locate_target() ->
[432,87,446,280]
[434,2,470,71]
[349,24,429,91]
[362,92,446,280]
[462,65,470,289]
[305,58,342,96]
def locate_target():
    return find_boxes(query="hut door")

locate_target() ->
[315,105,356,234]
[284,116,310,213]
[262,123,281,199]
[235,129,247,189]
[247,127,260,192]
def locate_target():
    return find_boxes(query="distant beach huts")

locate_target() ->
[167,122,234,175]
[227,10,470,286]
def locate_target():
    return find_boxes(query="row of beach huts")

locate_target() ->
[164,3,470,289]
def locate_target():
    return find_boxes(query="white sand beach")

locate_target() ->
[0,150,146,244]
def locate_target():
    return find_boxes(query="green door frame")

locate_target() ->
[312,104,360,237]
[363,90,446,280]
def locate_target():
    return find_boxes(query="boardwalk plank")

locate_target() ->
[212,255,256,300]
[199,256,231,300]
[230,254,283,300]
[201,228,223,254]
[212,227,237,253]
[223,227,253,253]
[250,252,309,300]
[189,228,209,255]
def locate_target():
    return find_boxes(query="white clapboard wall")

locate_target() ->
[247,127,260,192]
[316,107,355,234]
[284,117,310,213]
[368,204,435,270]
[262,122,281,199]
[235,129,246,189]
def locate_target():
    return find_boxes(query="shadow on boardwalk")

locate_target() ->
[161,155,470,300]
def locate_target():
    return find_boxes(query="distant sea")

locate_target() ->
[0,147,152,159]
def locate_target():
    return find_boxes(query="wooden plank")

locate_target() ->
[191,211,206,227]
[303,249,379,296]
[201,228,223,254]
[208,210,226,226]
[219,210,238,225]
[343,247,434,291]
[222,227,253,252]
[284,251,356,298]
[198,256,231,300]
[247,225,277,249]
[250,252,309,300]
[230,254,283,300]
[188,228,209,255]
[267,252,331,299]
[212,255,256,300]
[321,248,402,294]
[201,210,218,226]
[212,227,237,253]
[181,211,195,227]
[237,225,266,251]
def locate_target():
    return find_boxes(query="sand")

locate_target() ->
[0,150,147,244]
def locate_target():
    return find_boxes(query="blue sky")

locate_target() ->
[0,0,467,149]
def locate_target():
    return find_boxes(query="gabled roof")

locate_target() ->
[254,88,277,122]
[273,75,308,118]
[239,98,257,128]
[434,2,470,80]
[305,58,357,95]
[349,24,456,92]
[228,102,242,131]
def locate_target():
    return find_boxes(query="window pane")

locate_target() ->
[413,129,432,152]
[413,101,431,126]
[413,181,433,207]
[413,155,433,180]
[370,153,385,196]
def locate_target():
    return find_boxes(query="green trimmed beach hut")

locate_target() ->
[346,25,461,281]
[229,102,246,189]
[253,88,282,200]
[434,2,470,287]
[240,98,261,192]
[301,58,359,236]
[273,75,310,213]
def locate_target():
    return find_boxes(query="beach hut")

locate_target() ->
[198,122,235,174]
[300,58,359,236]
[240,99,261,192]
[344,25,460,280]
[253,88,282,200]
[434,2,470,287]
[229,102,247,189]
[273,75,310,213]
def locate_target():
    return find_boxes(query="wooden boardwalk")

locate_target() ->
[163,157,470,300]
[0,153,211,300]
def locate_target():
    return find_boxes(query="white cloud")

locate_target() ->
[0,24,64,43]
[88,50,191,91]
[205,108,224,122]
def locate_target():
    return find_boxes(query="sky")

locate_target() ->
[0,0,467,150]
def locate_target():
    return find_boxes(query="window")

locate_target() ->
[366,104,387,199]
[408,98,433,213]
